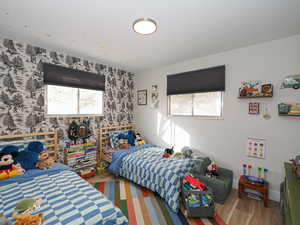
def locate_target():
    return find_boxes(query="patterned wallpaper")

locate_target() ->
[0,38,135,141]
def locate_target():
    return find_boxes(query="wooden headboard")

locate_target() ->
[0,131,59,158]
[98,124,134,163]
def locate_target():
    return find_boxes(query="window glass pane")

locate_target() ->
[170,94,193,115]
[79,89,103,114]
[193,92,222,116]
[47,85,78,114]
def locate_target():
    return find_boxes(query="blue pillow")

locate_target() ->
[15,141,44,170]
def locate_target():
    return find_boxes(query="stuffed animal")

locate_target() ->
[118,138,131,149]
[173,152,184,158]
[36,152,56,170]
[181,147,193,158]
[163,147,174,158]
[13,213,43,225]
[206,161,219,178]
[135,133,146,146]
[14,199,42,215]
[0,146,25,180]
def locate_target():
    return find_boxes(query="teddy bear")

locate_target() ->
[36,152,56,170]
[13,213,43,225]
[118,138,131,149]
[0,146,25,180]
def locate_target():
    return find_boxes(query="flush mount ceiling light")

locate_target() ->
[133,18,157,35]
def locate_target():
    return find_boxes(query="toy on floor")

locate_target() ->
[163,146,174,158]
[0,146,25,180]
[135,133,146,146]
[183,174,207,191]
[14,199,42,215]
[206,161,219,178]
[36,152,56,170]
[13,213,43,225]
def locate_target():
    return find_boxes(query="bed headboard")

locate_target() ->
[98,124,134,162]
[0,131,59,158]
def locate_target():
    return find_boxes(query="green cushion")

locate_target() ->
[192,157,211,175]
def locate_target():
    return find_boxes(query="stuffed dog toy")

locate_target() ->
[36,152,56,170]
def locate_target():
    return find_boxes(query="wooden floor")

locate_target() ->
[86,173,282,225]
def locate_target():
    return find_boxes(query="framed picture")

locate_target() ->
[249,102,260,115]
[151,85,159,108]
[261,84,273,97]
[137,90,147,105]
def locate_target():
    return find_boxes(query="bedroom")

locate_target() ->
[0,1,299,225]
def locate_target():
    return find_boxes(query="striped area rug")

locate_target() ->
[94,179,227,225]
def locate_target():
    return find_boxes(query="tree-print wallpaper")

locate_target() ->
[0,38,135,144]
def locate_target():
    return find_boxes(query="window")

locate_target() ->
[169,91,223,117]
[46,85,103,115]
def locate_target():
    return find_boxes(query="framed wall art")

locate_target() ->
[137,89,147,105]
[249,102,260,115]
[151,85,159,108]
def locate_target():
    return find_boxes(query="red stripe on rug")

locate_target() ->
[194,218,206,225]
[127,198,137,225]
[99,182,106,193]
[214,214,227,225]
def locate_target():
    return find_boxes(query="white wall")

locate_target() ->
[134,35,300,201]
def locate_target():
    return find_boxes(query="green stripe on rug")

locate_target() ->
[119,199,128,219]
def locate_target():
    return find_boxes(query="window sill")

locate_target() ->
[168,115,224,120]
[45,114,104,118]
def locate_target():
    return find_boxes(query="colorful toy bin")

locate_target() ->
[182,183,215,218]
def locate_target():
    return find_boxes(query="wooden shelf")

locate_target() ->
[279,114,300,117]
[238,95,273,99]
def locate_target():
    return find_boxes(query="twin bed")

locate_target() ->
[0,131,127,225]
[0,125,195,224]
[99,125,195,212]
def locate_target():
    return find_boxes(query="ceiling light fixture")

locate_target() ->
[133,18,157,35]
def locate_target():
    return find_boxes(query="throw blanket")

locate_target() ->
[109,145,195,212]
[0,164,128,225]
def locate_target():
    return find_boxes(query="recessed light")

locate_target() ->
[133,18,157,35]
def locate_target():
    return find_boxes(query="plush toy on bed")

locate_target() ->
[0,146,25,180]
[36,152,56,170]
[206,161,219,178]
[118,138,131,149]
[163,147,174,158]
[181,147,193,158]
[135,133,146,146]
[13,213,43,225]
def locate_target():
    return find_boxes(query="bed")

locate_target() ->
[0,131,128,225]
[98,125,195,212]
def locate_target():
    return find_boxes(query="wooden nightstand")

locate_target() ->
[238,175,269,207]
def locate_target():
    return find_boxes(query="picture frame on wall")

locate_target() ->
[249,102,260,115]
[137,89,147,105]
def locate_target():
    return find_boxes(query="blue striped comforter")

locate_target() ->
[0,164,128,225]
[113,146,195,212]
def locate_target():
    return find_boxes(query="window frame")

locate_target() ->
[167,91,224,119]
[45,85,104,117]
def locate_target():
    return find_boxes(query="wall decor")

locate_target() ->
[137,89,147,105]
[261,84,273,96]
[247,137,266,159]
[249,102,260,115]
[239,81,273,98]
[0,37,135,159]
[150,85,159,108]
[280,74,300,89]
[278,103,300,116]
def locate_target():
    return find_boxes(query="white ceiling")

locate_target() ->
[0,0,300,73]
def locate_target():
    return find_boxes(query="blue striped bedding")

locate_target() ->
[0,164,128,225]
[109,145,195,212]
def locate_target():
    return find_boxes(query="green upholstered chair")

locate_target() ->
[191,157,233,204]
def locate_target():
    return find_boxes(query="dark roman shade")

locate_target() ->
[43,63,105,91]
[167,65,225,95]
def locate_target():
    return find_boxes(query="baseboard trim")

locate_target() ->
[232,178,280,202]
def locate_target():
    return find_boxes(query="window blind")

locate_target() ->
[167,65,225,95]
[43,63,105,91]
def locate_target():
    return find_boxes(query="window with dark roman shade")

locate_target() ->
[167,65,225,95]
[43,63,105,91]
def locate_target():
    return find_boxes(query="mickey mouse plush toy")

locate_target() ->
[0,146,24,180]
